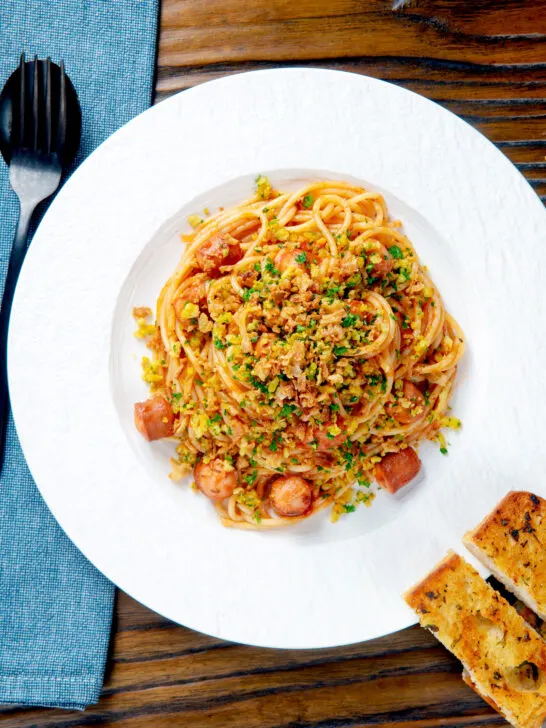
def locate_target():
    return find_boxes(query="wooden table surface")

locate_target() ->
[2,1,545,726]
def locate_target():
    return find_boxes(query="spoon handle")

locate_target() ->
[0,202,35,470]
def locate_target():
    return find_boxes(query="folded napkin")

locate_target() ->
[0,0,159,710]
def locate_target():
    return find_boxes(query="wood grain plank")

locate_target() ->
[113,626,227,661]
[0,671,490,728]
[107,630,443,693]
[439,100,546,117]
[112,622,436,662]
[162,0,369,27]
[460,116,546,143]
[157,0,546,68]
[88,716,506,728]
[160,0,546,36]
[500,143,546,165]
[156,59,546,97]
[158,22,546,68]
[106,645,457,699]
[398,0,546,36]
[116,592,173,632]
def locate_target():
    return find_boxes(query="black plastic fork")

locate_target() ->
[0,54,81,468]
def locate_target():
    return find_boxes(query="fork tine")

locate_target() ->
[45,57,52,154]
[56,59,67,156]
[17,52,25,147]
[32,55,39,150]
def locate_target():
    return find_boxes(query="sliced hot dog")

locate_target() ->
[134,396,175,441]
[375,447,421,494]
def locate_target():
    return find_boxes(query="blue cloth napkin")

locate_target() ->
[0,0,159,710]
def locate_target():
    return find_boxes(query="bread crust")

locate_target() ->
[462,669,502,712]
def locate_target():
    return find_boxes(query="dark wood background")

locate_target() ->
[2,1,545,726]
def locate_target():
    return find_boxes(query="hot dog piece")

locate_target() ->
[269,475,312,517]
[196,233,243,274]
[375,447,421,494]
[194,459,237,502]
[274,248,306,274]
[387,381,426,425]
[307,423,346,452]
[134,396,175,441]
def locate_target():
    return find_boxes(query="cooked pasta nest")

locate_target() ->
[134,178,464,529]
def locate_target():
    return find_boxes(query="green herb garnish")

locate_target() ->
[279,403,297,418]
[342,313,359,328]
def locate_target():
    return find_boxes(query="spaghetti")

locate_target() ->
[134,179,465,529]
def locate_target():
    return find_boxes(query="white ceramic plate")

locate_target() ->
[8,69,546,649]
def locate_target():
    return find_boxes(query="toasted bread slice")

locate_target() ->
[404,551,546,728]
[462,669,501,712]
[463,492,546,621]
